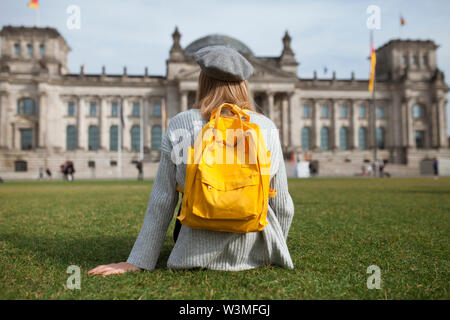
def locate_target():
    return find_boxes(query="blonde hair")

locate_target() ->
[194,71,255,119]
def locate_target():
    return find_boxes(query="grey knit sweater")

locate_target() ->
[127,109,295,271]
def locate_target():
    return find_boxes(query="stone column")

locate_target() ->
[0,90,10,149]
[281,93,289,148]
[144,97,151,152]
[38,91,48,149]
[122,98,130,151]
[267,91,274,121]
[180,91,188,112]
[438,97,448,147]
[351,101,358,149]
[406,99,415,148]
[288,92,298,148]
[100,97,108,150]
[141,97,148,154]
[401,98,408,148]
[430,100,438,148]
[77,96,87,150]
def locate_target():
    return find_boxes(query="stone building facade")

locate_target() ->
[0,25,449,180]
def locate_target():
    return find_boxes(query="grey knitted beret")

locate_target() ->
[193,45,254,82]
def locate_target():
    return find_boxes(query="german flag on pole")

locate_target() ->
[400,15,406,26]
[368,36,376,93]
[27,0,39,9]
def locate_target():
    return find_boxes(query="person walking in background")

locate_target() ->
[136,160,143,181]
[38,167,44,181]
[46,168,52,180]
[65,161,75,182]
[61,163,67,181]
[379,160,385,177]
[433,157,439,180]
[366,164,372,177]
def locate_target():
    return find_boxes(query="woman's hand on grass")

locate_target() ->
[88,262,141,276]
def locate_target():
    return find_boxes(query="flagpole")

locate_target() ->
[36,8,40,27]
[371,30,378,178]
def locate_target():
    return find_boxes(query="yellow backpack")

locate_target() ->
[176,103,276,233]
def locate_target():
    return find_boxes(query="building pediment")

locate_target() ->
[174,57,297,81]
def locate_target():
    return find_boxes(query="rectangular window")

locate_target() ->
[303,105,311,118]
[153,103,161,117]
[401,55,408,65]
[422,55,428,66]
[111,102,119,117]
[39,44,45,56]
[359,106,367,118]
[132,103,140,117]
[321,105,329,118]
[14,43,21,55]
[415,130,425,149]
[20,129,33,150]
[376,127,386,149]
[111,102,118,117]
[340,106,348,118]
[15,161,27,172]
[376,107,385,119]
[68,102,75,116]
[89,102,97,116]
[27,43,33,56]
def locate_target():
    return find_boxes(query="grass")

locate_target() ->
[0,177,449,299]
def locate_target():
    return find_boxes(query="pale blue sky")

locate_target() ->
[1,0,450,135]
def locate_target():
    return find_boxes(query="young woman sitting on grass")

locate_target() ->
[88,46,295,276]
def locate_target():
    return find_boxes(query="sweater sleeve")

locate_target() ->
[127,150,179,270]
[268,139,295,240]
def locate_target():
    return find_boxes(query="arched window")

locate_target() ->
[130,125,140,151]
[413,104,426,118]
[151,125,162,151]
[27,43,33,56]
[339,127,349,150]
[88,125,99,151]
[301,127,311,151]
[320,127,330,150]
[66,125,78,151]
[110,125,118,151]
[14,43,21,55]
[17,98,37,115]
[358,127,368,150]
[376,127,386,149]
[39,44,45,56]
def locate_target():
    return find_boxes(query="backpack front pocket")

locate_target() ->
[191,168,261,220]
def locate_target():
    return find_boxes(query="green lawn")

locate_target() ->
[0,178,449,299]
